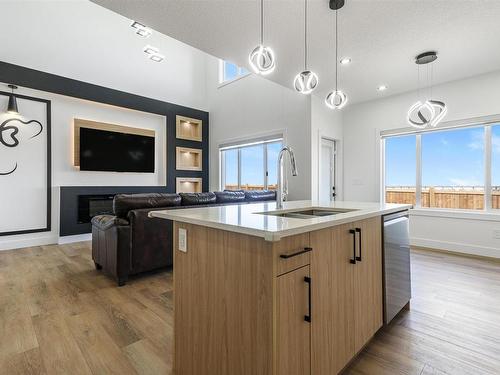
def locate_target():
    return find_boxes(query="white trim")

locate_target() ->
[411,237,500,259]
[380,113,500,138]
[415,134,422,207]
[58,233,92,244]
[380,137,386,203]
[410,207,500,222]
[485,125,493,211]
[0,235,58,251]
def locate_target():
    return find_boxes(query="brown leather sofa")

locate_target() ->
[91,190,276,285]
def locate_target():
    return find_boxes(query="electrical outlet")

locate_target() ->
[178,228,187,252]
[493,229,500,240]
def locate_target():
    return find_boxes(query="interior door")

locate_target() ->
[319,138,336,202]
[310,224,355,375]
[352,217,383,352]
[276,265,311,375]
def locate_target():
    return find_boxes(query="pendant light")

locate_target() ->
[293,0,318,94]
[407,52,447,129]
[249,0,275,75]
[325,1,348,110]
[6,84,19,114]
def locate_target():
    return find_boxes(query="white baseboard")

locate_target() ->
[411,237,500,259]
[58,233,92,244]
[0,235,58,251]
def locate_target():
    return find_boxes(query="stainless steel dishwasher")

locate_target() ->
[383,210,411,324]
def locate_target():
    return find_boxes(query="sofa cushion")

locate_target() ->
[244,190,277,202]
[180,192,216,206]
[214,191,246,204]
[91,215,129,230]
[113,193,181,219]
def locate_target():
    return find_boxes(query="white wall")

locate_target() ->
[206,57,312,200]
[310,95,343,201]
[343,70,500,257]
[0,0,211,250]
[0,0,209,111]
[0,84,166,251]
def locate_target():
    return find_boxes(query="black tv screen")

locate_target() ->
[79,127,155,173]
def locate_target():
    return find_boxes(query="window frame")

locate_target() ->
[219,137,284,191]
[218,59,251,87]
[381,115,500,212]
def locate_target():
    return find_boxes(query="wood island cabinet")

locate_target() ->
[310,216,382,375]
[173,215,383,375]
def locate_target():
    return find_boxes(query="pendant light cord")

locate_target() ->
[260,0,264,45]
[304,0,308,69]
[335,9,338,91]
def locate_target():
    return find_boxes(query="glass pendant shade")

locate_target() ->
[249,45,275,75]
[294,70,319,94]
[325,90,348,110]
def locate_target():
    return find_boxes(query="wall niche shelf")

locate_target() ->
[176,177,202,193]
[176,115,202,142]
[176,147,202,171]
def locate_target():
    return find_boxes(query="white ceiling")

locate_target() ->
[91,0,500,104]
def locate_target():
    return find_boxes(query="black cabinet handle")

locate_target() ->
[304,276,311,323]
[280,247,313,259]
[355,227,362,262]
[349,229,356,264]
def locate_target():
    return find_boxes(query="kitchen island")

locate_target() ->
[150,200,411,375]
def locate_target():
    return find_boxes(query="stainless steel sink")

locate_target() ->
[259,208,359,219]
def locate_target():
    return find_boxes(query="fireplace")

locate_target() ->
[77,194,114,224]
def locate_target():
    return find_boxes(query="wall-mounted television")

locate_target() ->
[79,127,155,173]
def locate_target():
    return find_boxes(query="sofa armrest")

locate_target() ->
[91,215,129,231]
[127,208,174,273]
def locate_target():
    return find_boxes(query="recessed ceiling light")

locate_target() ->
[377,85,388,91]
[131,21,152,37]
[143,45,164,62]
[340,57,351,65]
[143,45,158,55]
[149,53,165,63]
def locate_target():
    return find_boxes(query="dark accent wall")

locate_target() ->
[0,61,209,237]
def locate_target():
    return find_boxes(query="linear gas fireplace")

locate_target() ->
[60,186,169,236]
[77,194,114,224]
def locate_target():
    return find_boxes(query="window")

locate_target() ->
[220,138,283,191]
[493,125,500,209]
[385,135,416,205]
[383,122,500,211]
[421,128,484,210]
[219,60,250,84]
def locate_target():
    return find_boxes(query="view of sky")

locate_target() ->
[224,141,282,188]
[386,125,500,187]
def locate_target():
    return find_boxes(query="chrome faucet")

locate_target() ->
[276,146,298,209]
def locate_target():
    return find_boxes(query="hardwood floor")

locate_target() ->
[0,243,499,374]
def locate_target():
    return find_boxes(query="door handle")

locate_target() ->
[349,229,356,264]
[355,227,362,262]
[280,247,313,259]
[304,276,311,323]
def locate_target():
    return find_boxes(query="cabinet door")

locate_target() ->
[352,217,383,352]
[310,224,356,375]
[276,265,311,375]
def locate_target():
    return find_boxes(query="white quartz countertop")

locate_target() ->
[149,200,412,241]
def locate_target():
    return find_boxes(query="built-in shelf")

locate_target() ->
[176,177,202,193]
[176,115,202,142]
[176,147,202,171]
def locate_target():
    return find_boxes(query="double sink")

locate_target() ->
[259,207,359,219]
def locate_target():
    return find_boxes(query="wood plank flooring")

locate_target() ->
[0,243,499,374]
